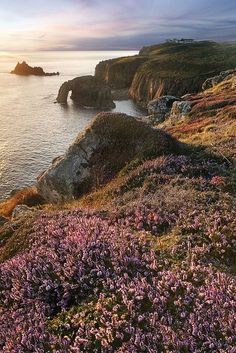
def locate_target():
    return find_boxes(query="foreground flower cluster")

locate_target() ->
[0,210,235,352]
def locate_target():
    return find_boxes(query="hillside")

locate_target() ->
[0,70,235,352]
[95,41,236,107]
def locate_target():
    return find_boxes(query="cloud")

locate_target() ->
[0,0,235,51]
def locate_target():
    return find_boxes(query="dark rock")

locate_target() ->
[11,61,59,76]
[37,112,180,203]
[170,101,192,120]
[0,215,8,227]
[112,88,129,101]
[56,75,115,108]
[147,96,179,123]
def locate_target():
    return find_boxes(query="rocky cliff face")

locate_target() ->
[129,68,208,107]
[95,42,236,108]
[37,112,179,203]
[56,75,115,108]
[95,56,148,89]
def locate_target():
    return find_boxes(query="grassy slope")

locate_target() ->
[139,41,236,78]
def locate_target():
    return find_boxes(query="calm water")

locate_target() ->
[0,51,144,199]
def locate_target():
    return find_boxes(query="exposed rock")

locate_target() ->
[129,70,213,108]
[12,205,34,219]
[147,96,179,123]
[112,89,129,101]
[57,75,115,108]
[11,61,59,76]
[181,94,192,99]
[202,69,236,90]
[95,56,148,89]
[0,215,8,227]
[170,101,192,120]
[37,112,180,203]
[140,115,161,126]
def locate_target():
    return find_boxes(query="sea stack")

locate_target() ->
[11,61,59,76]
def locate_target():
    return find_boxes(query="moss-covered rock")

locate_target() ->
[37,112,180,203]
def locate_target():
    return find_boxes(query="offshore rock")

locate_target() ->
[11,61,59,76]
[37,112,180,203]
[56,75,115,108]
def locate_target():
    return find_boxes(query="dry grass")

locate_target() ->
[0,187,44,218]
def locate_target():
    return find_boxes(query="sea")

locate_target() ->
[0,51,145,200]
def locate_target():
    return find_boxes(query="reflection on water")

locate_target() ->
[0,51,145,199]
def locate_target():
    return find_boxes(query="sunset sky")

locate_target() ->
[0,0,235,51]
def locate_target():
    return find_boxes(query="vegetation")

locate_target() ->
[0,187,44,218]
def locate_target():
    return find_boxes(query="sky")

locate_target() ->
[0,0,235,51]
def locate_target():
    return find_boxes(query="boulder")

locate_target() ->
[56,75,115,108]
[202,69,236,90]
[37,112,180,203]
[12,205,34,219]
[170,101,192,119]
[147,96,179,123]
[11,61,59,76]
[0,215,8,227]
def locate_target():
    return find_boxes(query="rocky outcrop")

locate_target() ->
[170,101,192,120]
[0,215,7,227]
[147,96,179,123]
[95,56,148,89]
[202,69,236,90]
[11,61,59,76]
[37,112,179,203]
[56,75,115,108]
[12,205,34,219]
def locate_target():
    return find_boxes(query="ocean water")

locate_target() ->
[0,51,145,199]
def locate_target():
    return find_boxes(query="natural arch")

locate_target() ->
[56,75,115,109]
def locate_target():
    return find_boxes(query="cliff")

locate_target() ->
[95,41,236,107]
[11,61,59,76]
[95,55,148,89]
[131,42,236,106]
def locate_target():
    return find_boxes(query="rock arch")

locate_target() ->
[56,80,73,104]
[56,75,115,109]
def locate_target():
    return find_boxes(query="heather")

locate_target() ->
[0,147,236,351]
[0,209,236,352]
